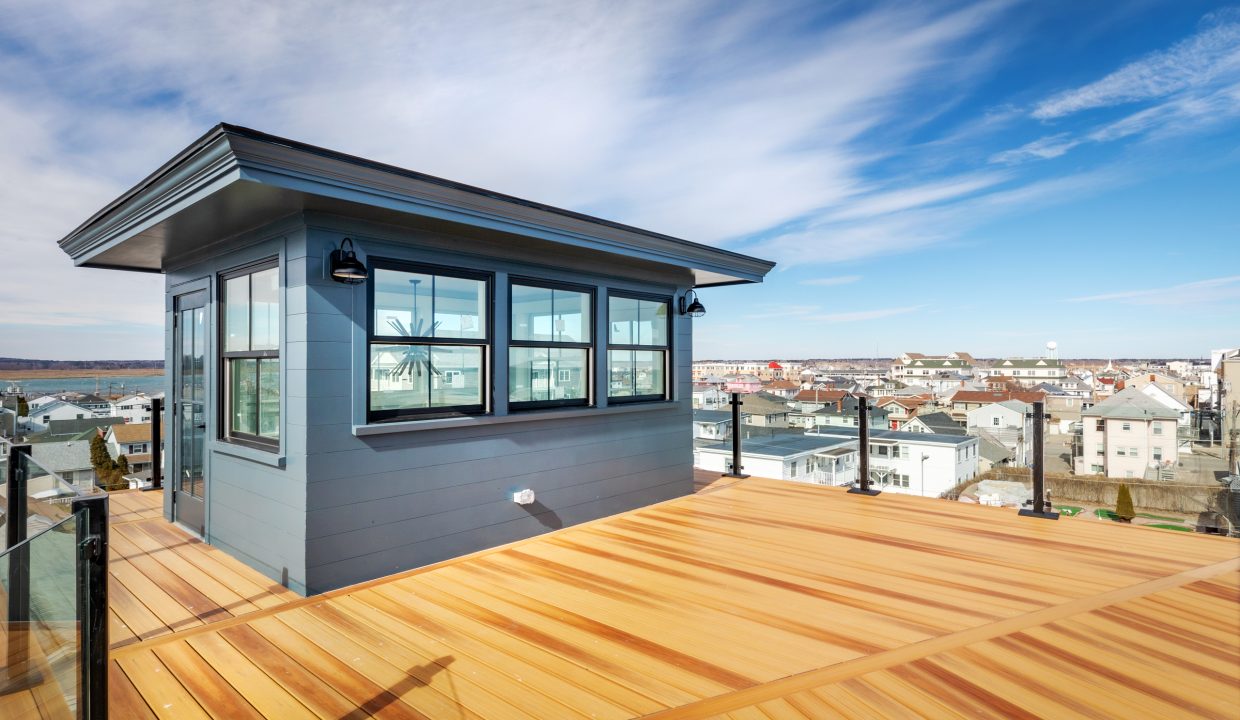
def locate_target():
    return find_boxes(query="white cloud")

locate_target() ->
[1066,275,1240,305]
[989,133,1080,164]
[800,275,862,286]
[0,0,1013,358]
[1032,11,1240,119]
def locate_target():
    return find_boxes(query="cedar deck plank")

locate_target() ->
[100,478,1238,719]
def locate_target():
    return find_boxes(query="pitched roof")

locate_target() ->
[732,392,792,416]
[692,409,733,424]
[952,390,1046,405]
[913,411,965,434]
[1082,387,1179,420]
[809,425,978,446]
[109,422,163,443]
[29,439,94,473]
[763,380,800,390]
[992,358,1066,369]
[792,389,851,403]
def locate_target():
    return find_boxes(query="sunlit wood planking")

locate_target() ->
[96,478,1236,719]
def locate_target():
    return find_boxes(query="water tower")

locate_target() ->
[1046,340,1058,360]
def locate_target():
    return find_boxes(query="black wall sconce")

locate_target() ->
[329,237,368,284]
[679,289,706,317]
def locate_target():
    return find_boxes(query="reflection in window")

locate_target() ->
[221,261,280,447]
[607,294,669,401]
[369,263,490,421]
[510,282,592,409]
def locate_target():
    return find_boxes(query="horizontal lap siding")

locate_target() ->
[298,222,697,593]
[304,405,693,592]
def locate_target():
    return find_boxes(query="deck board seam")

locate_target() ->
[634,557,1240,719]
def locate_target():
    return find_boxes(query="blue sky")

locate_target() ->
[0,0,1237,360]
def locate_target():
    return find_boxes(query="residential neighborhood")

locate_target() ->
[690,348,1239,531]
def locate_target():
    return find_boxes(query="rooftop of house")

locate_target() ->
[734,392,794,416]
[57,124,774,287]
[28,438,94,472]
[911,410,966,434]
[989,357,1066,369]
[951,389,1047,406]
[808,425,977,446]
[698,435,856,458]
[1083,386,1180,421]
[792,389,853,403]
[62,480,1240,720]
[108,422,164,444]
[692,409,734,424]
[976,432,1015,463]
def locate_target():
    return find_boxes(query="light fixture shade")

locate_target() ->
[679,290,706,317]
[330,238,368,284]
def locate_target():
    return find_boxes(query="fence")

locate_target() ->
[1,438,109,719]
[975,466,1223,514]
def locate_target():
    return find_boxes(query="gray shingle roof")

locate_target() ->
[693,409,733,423]
[1081,387,1178,420]
[29,439,94,473]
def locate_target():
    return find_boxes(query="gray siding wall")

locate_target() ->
[163,218,310,594]
[159,210,699,596]
[300,215,695,593]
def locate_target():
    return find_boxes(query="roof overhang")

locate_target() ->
[58,124,775,286]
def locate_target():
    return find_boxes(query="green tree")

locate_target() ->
[89,434,113,473]
[116,454,130,475]
[16,397,28,417]
[1115,483,1135,523]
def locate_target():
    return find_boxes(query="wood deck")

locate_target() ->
[2,490,297,720]
[5,479,1239,719]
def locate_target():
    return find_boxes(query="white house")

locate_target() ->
[692,409,732,441]
[806,426,980,497]
[890,352,974,385]
[110,393,159,424]
[26,400,97,433]
[966,400,1032,466]
[696,434,858,486]
[105,422,162,474]
[982,358,1069,386]
[1077,387,1179,479]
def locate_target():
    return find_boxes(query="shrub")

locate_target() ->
[1115,483,1135,523]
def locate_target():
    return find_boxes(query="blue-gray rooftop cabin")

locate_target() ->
[57,124,774,594]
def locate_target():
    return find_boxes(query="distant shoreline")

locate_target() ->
[0,368,165,380]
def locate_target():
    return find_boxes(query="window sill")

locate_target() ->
[354,400,680,436]
[209,440,286,468]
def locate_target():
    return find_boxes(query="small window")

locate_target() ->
[510,281,593,409]
[221,260,281,448]
[1095,419,1104,431]
[1130,447,1138,457]
[1153,447,1162,461]
[1153,424,1163,435]
[992,416,1000,426]
[607,294,670,402]
[1122,422,1131,431]
[368,262,490,421]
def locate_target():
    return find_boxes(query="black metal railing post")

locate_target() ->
[849,400,880,495]
[724,393,749,478]
[148,397,162,490]
[1019,400,1058,520]
[72,493,109,720]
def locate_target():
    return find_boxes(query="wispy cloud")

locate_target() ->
[800,275,862,286]
[817,305,923,323]
[1032,10,1240,119]
[1066,275,1240,305]
[989,133,1080,164]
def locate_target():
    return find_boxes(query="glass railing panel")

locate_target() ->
[0,511,80,719]
[19,452,79,535]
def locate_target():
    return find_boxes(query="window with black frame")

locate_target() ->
[368,262,490,421]
[221,260,280,447]
[607,293,669,402]
[509,281,592,409]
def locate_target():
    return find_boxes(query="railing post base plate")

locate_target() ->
[1017,508,1060,520]
[847,487,881,496]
